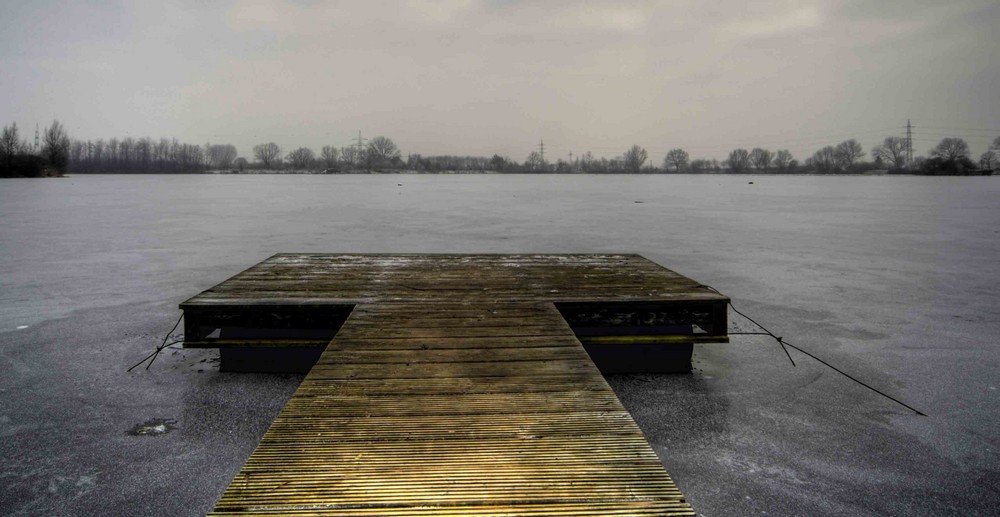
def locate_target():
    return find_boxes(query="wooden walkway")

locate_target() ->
[182,254,728,516]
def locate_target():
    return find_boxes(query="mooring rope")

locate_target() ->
[127,313,184,372]
[129,289,926,416]
[698,284,926,416]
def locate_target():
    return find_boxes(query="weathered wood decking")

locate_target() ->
[181,254,728,516]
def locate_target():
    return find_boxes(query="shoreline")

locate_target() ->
[41,169,996,177]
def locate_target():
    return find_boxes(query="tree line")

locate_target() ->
[256,136,406,171]
[4,119,998,176]
[580,135,997,175]
[68,136,211,173]
[1,121,70,177]
[407,135,997,175]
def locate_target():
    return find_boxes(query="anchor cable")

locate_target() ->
[127,313,184,372]
[728,302,796,366]
[697,285,926,416]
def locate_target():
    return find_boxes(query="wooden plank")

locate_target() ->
[304,359,601,380]
[181,254,728,308]
[208,300,695,515]
[186,254,726,516]
[261,411,645,441]
[312,346,593,364]
[294,375,612,395]
[325,335,585,349]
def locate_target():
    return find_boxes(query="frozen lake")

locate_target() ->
[1,174,999,515]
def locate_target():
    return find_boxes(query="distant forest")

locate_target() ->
[3,120,998,177]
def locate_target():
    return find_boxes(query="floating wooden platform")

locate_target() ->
[181,254,729,516]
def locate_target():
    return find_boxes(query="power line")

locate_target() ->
[917,126,1000,133]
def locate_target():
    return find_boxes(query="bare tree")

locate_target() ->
[773,149,793,172]
[524,151,544,171]
[749,148,772,172]
[930,138,970,161]
[42,120,71,171]
[287,147,315,169]
[108,137,120,167]
[340,146,359,166]
[834,139,864,169]
[120,137,136,169]
[137,137,152,170]
[1,122,21,171]
[689,159,712,173]
[623,145,648,173]
[663,148,688,172]
[983,136,1000,170]
[811,146,839,173]
[320,145,339,168]
[253,142,281,168]
[871,137,907,168]
[153,138,167,169]
[366,136,400,167]
[70,139,85,164]
[207,144,238,169]
[980,150,998,170]
[486,154,505,172]
[727,148,750,173]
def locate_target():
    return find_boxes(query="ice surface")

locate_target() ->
[1,174,998,515]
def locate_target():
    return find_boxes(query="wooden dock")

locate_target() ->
[181,254,729,516]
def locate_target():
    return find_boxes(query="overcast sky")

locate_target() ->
[2,0,998,164]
